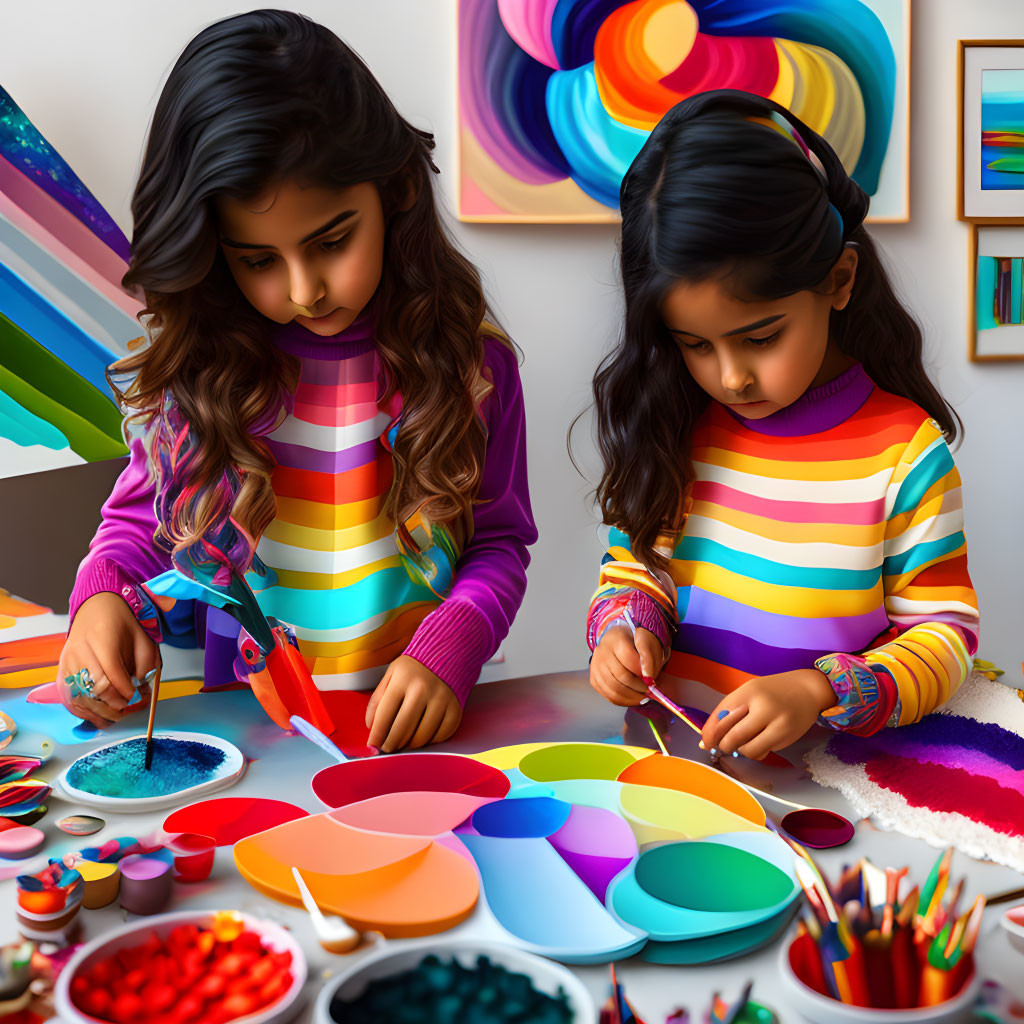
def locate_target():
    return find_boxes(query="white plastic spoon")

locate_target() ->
[291,866,361,954]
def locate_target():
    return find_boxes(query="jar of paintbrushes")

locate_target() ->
[780,848,983,1023]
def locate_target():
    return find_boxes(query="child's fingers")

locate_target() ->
[366,679,403,749]
[714,707,763,757]
[379,693,427,753]
[591,665,647,707]
[407,699,447,750]
[92,650,136,707]
[633,628,665,680]
[608,630,642,678]
[701,701,748,752]
[735,719,791,762]
[68,700,113,729]
[73,693,125,726]
[132,638,161,688]
[434,702,462,746]
[365,667,392,730]
[604,660,648,702]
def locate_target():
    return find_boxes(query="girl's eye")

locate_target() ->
[683,340,710,352]
[240,254,275,271]
[747,331,781,347]
[320,233,351,253]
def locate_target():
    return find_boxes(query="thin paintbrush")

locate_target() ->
[647,717,670,755]
[143,671,161,771]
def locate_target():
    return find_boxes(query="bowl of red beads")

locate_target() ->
[53,909,306,1024]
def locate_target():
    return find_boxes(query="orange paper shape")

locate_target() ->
[233,811,478,937]
[616,754,765,826]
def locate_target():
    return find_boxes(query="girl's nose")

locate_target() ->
[720,356,754,395]
[289,262,327,313]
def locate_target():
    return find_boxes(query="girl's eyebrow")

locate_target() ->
[221,209,357,250]
[670,313,786,340]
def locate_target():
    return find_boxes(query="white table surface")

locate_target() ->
[3,671,1022,1023]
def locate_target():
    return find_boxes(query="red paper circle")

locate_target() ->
[163,798,309,847]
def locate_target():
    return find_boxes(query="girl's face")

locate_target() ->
[217,180,386,337]
[660,250,858,418]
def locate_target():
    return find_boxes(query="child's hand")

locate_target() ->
[365,655,462,753]
[57,592,160,728]
[590,624,666,707]
[701,669,837,760]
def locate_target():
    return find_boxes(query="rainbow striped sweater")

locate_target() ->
[587,364,979,736]
[70,316,537,717]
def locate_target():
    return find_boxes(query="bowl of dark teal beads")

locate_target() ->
[314,937,595,1024]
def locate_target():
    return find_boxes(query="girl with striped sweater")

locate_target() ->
[587,91,978,760]
[57,11,536,751]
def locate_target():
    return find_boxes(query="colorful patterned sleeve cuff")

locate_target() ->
[814,651,898,737]
[626,591,673,651]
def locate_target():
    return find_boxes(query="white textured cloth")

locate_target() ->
[806,673,1024,871]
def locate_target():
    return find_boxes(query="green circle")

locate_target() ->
[635,842,793,913]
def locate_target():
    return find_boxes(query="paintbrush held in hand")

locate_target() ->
[790,847,983,1010]
[143,671,161,771]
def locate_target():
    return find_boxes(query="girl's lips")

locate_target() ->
[729,400,767,408]
[298,308,340,323]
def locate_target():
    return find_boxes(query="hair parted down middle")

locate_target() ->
[589,89,961,573]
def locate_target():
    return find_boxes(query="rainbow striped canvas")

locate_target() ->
[808,674,1024,873]
[0,84,141,478]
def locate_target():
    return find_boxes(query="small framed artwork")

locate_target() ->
[958,40,1024,223]
[457,0,910,224]
[969,224,1024,361]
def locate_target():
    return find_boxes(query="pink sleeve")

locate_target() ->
[68,435,173,624]
[402,339,537,706]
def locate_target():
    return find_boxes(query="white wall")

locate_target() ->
[2,0,1022,684]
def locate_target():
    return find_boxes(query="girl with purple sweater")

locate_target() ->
[58,10,536,752]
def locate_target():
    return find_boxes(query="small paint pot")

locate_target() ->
[16,891,83,944]
[775,807,855,849]
[118,854,172,916]
[779,932,981,1023]
[165,832,215,882]
[77,859,121,910]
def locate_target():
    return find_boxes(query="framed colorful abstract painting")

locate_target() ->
[969,224,1024,361]
[958,40,1024,224]
[457,0,910,224]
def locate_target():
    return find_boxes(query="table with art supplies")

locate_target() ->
[1,606,1024,1024]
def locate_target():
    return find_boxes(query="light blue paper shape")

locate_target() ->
[640,902,797,965]
[458,832,646,963]
[543,778,624,814]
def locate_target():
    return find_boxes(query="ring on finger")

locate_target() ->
[66,668,96,700]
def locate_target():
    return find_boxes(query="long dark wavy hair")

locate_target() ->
[112,9,496,578]
[592,89,960,572]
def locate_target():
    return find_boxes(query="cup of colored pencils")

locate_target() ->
[780,848,983,1022]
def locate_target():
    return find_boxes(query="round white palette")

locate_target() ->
[54,731,245,813]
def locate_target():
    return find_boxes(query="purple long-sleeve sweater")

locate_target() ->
[69,317,537,707]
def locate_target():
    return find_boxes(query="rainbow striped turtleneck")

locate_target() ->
[69,314,537,723]
[588,364,979,736]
